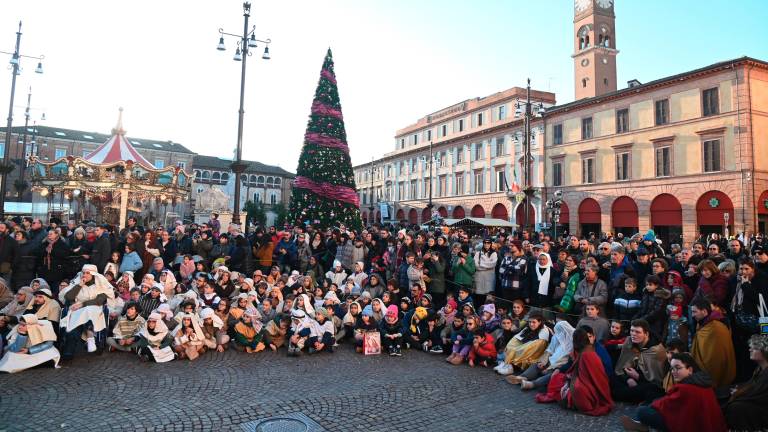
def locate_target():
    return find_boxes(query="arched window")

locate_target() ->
[270,194,277,205]
[582,78,588,88]
[266,176,274,187]
[274,177,281,186]
[257,176,265,186]
[194,170,201,179]
[578,25,591,50]
[254,192,261,203]
[221,172,229,183]
[202,171,210,181]
[249,174,257,184]
[212,172,221,182]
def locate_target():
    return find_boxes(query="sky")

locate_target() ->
[1,0,767,171]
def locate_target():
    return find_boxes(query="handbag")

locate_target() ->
[734,292,767,334]
[759,293,768,335]
[363,331,381,355]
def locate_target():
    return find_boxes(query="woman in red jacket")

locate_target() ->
[621,352,727,432]
[694,259,728,309]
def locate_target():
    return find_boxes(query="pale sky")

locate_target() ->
[2,0,767,171]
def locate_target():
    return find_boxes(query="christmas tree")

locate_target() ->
[289,48,362,230]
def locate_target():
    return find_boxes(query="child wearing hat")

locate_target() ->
[423,313,445,354]
[233,308,267,353]
[307,307,335,354]
[445,314,470,364]
[380,305,403,356]
[406,306,429,350]
[353,304,378,353]
[287,309,312,356]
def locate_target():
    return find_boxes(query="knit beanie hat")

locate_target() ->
[385,305,399,319]
[482,303,496,316]
[362,305,374,317]
[643,230,656,242]
[446,298,458,311]
[414,306,428,321]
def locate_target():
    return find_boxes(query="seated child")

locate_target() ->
[380,305,403,356]
[664,288,689,345]
[406,306,429,350]
[107,302,145,353]
[480,303,500,333]
[233,308,266,353]
[353,305,378,353]
[307,307,335,354]
[264,314,290,351]
[603,320,626,366]
[445,315,470,365]
[468,329,497,367]
[287,309,312,356]
[172,314,206,360]
[423,313,444,354]
[200,307,229,352]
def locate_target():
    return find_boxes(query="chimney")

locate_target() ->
[627,79,642,88]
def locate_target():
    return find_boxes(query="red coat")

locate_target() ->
[651,382,727,432]
[696,274,728,307]
[469,333,497,361]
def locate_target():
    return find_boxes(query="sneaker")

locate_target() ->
[493,362,504,372]
[422,342,429,352]
[619,415,649,432]
[445,353,457,363]
[505,375,524,385]
[86,337,97,353]
[449,355,464,365]
[429,346,444,354]
[520,380,535,390]
[497,364,515,375]
[394,346,403,357]
[389,349,397,357]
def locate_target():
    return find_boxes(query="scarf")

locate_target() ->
[535,252,552,296]
[547,321,575,367]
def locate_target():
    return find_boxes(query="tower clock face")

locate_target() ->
[596,0,613,8]
[574,0,591,13]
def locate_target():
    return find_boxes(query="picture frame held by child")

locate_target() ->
[363,331,381,355]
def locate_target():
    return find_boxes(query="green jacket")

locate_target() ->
[427,258,446,294]
[451,255,476,287]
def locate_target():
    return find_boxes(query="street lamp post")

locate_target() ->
[216,2,270,226]
[514,78,545,233]
[368,157,375,222]
[1,21,44,219]
[426,140,434,213]
[545,190,564,240]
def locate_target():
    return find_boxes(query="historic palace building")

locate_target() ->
[354,0,768,244]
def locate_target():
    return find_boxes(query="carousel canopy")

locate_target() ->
[84,108,154,169]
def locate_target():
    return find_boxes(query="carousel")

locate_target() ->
[28,109,192,229]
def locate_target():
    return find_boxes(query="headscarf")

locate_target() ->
[294,293,315,318]
[138,312,170,345]
[547,321,575,367]
[199,307,224,329]
[535,252,552,296]
[323,290,340,305]
[172,312,206,340]
[160,270,177,298]
[4,286,35,317]
[342,301,361,326]
[155,303,174,321]
[59,264,116,305]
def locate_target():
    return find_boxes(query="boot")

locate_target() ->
[445,352,457,363]
[449,354,465,365]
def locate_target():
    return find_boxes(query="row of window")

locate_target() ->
[193,170,282,187]
[397,104,511,149]
[552,87,720,145]
[551,138,722,186]
[391,168,515,201]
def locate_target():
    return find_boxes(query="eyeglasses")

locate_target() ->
[708,247,718,251]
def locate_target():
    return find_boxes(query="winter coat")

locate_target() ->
[38,238,72,286]
[468,332,497,361]
[473,251,498,295]
[695,273,729,308]
[90,233,113,274]
[451,255,476,288]
[573,277,608,306]
[633,287,670,338]
[12,240,38,290]
[613,290,642,322]
[426,258,446,294]
[192,238,213,260]
[691,311,736,388]
[119,251,144,274]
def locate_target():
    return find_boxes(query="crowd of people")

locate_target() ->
[0,213,767,431]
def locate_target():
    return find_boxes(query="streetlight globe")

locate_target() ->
[554,190,563,200]
[217,37,226,51]
[9,54,18,66]
[262,46,270,60]
[233,47,242,61]
[248,34,258,48]
[35,62,43,74]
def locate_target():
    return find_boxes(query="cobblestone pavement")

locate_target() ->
[0,346,634,431]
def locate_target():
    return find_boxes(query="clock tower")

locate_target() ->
[573,0,618,100]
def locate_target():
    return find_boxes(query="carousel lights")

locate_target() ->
[39,188,48,197]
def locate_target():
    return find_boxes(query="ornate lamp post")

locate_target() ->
[1,21,43,218]
[513,78,545,232]
[216,2,270,226]
[368,157,375,221]
[545,190,564,240]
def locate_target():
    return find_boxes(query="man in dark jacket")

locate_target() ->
[90,224,113,273]
[0,222,18,280]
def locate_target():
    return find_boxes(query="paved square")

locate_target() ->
[0,347,633,431]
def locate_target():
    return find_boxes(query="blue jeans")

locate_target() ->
[635,406,667,431]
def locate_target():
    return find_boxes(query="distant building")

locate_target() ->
[191,155,294,224]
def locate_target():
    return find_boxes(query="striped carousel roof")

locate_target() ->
[84,108,154,169]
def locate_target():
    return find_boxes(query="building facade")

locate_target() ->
[542,0,768,244]
[353,87,555,228]
[191,155,294,216]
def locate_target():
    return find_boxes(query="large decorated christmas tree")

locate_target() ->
[289,48,362,230]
